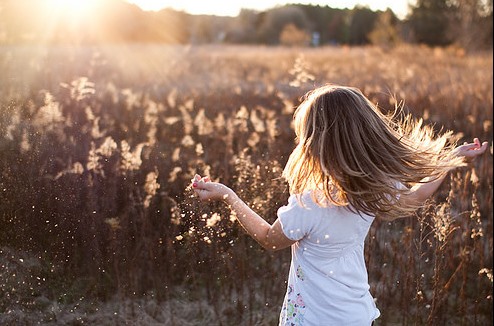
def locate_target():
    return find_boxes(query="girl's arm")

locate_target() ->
[401,138,489,207]
[191,175,295,251]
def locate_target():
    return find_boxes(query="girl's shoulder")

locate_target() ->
[286,190,375,221]
[296,191,348,213]
[278,191,319,218]
[281,191,342,218]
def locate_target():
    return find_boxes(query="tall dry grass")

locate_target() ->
[0,44,492,325]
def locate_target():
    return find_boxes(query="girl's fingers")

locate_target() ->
[463,140,484,150]
[194,179,212,190]
[462,140,489,158]
[467,143,479,150]
[191,174,211,183]
[191,175,203,188]
[471,140,488,151]
[191,174,212,189]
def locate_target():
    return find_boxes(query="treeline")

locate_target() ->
[0,0,492,50]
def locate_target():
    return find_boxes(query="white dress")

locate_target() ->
[278,192,380,326]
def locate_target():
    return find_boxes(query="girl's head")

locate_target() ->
[283,84,463,220]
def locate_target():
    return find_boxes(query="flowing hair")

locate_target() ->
[282,84,465,220]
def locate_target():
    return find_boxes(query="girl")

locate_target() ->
[191,84,488,325]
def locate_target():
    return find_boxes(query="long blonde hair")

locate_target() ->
[282,84,464,220]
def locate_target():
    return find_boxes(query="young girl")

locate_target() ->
[191,84,488,325]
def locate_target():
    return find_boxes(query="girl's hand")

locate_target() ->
[453,138,489,161]
[191,174,234,202]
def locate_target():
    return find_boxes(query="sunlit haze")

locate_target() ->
[126,0,412,19]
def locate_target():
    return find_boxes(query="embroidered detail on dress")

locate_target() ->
[282,290,306,325]
[296,265,305,281]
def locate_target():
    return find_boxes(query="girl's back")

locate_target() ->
[278,191,379,325]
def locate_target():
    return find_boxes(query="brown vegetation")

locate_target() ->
[0,44,492,325]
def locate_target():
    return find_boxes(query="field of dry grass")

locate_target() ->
[0,44,492,325]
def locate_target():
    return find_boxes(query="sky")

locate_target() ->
[125,0,413,19]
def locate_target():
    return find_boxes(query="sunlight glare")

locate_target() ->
[127,0,168,11]
[46,0,97,19]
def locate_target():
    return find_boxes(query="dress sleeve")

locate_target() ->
[277,194,314,241]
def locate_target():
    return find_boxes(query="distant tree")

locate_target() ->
[152,9,190,44]
[368,9,401,48]
[448,0,493,50]
[188,16,212,44]
[408,0,453,46]
[347,6,379,45]
[94,1,151,42]
[325,10,348,44]
[279,23,310,46]
[224,9,260,43]
[408,0,493,49]
[257,5,310,44]
[294,4,348,45]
